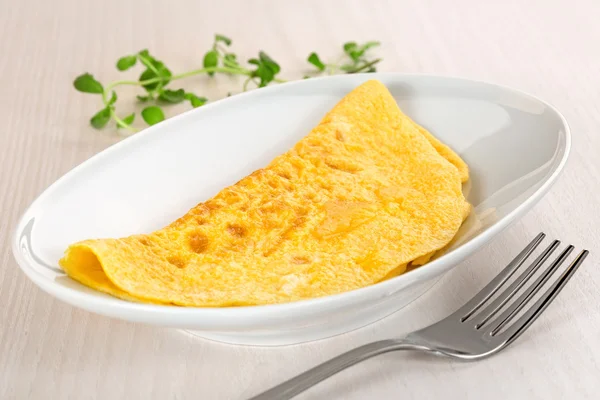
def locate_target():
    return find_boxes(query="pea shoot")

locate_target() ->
[73,35,381,133]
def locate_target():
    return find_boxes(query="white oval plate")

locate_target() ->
[12,74,569,346]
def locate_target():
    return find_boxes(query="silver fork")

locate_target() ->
[249,233,589,400]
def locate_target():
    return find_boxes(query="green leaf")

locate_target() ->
[116,55,137,71]
[343,41,380,63]
[259,51,280,74]
[137,95,151,102]
[215,34,232,46]
[141,106,165,126]
[90,107,111,129]
[248,58,271,87]
[137,49,158,70]
[367,67,377,73]
[223,53,239,68]
[203,50,219,76]
[307,52,325,71]
[139,68,155,89]
[343,42,362,62]
[122,113,135,125]
[249,51,281,87]
[139,66,172,92]
[343,42,357,54]
[108,91,117,106]
[184,92,208,108]
[158,88,186,103]
[73,73,104,94]
[137,50,172,91]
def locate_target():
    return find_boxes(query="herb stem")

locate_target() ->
[104,66,254,95]
[242,76,255,91]
[100,88,137,132]
[172,66,251,80]
[345,58,382,74]
[103,65,282,98]
[112,110,137,132]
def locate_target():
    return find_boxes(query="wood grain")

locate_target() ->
[1,0,599,399]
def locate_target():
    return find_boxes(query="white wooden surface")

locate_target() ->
[1,0,599,398]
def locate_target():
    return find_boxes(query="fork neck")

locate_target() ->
[371,337,430,353]
[247,338,425,400]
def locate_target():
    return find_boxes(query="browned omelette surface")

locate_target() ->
[59,80,470,306]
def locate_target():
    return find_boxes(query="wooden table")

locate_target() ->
[2,0,599,398]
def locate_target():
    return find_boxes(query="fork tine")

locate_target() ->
[487,245,574,336]
[473,240,560,328]
[460,232,546,321]
[493,249,588,343]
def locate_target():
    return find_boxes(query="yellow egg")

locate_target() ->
[59,80,470,306]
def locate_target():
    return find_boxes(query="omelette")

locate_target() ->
[59,80,470,306]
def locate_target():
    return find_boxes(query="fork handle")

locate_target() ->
[247,339,420,400]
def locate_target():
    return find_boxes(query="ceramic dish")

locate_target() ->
[12,74,570,346]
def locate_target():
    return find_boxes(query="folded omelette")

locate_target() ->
[59,80,470,306]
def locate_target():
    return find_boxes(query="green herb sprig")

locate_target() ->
[306,41,381,76]
[73,35,381,133]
